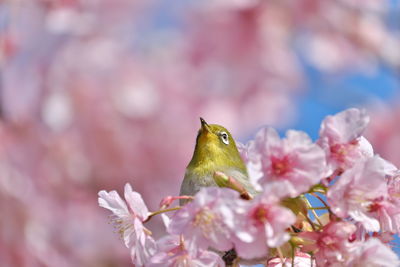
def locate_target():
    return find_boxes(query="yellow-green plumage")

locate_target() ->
[180,118,256,202]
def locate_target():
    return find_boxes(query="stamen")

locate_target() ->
[252,204,269,225]
[192,207,218,237]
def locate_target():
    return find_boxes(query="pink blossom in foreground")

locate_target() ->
[346,238,400,267]
[236,141,251,163]
[381,170,400,234]
[230,184,296,259]
[237,140,263,191]
[98,183,156,266]
[246,127,327,197]
[318,108,373,175]
[373,200,400,235]
[387,171,400,199]
[167,187,239,251]
[300,221,357,266]
[372,232,395,245]
[146,235,223,267]
[267,252,314,267]
[328,156,397,232]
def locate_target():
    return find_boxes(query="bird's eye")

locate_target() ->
[220,132,229,145]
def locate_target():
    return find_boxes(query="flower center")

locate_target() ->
[368,202,382,212]
[271,155,292,176]
[330,141,357,163]
[111,216,134,238]
[252,204,269,225]
[110,216,152,239]
[192,207,218,237]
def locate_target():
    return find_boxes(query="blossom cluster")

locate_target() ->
[98,108,400,266]
[2,0,400,265]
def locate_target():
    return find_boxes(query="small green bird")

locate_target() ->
[180,118,256,202]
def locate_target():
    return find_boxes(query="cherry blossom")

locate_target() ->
[1,0,399,265]
[381,170,400,234]
[267,252,314,267]
[300,221,358,266]
[95,109,400,266]
[318,108,374,175]
[98,183,156,266]
[146,235,223,267]
[231,184,296,259]
[167,187,239,251]
[387,171,400,199]
[245,127,327,197]
[346,238,400,267]
[327,156,398,232]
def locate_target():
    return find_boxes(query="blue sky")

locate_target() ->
[286,60,399,140]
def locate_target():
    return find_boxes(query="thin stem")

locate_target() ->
[291,242,295,267]
[309,183,327,194]
[143,227,153,236]
[160,195,194,208]
[310,209,323,227]
[303,197,323,227]
[145,206,181,222]
[309,207,328,210]
[312,188,326,194]
[310,192,332,215]
[276,247,285,265]
[305,214,317,231]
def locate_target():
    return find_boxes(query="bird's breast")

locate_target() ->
[180,167,251,197]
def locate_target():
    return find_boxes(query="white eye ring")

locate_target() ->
[220,132,229,145]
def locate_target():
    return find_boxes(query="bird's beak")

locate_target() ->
[200,117,211,133]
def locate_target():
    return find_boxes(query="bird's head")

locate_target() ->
[187,118,247,175]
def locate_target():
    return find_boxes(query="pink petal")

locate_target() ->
[98,190,129,217]
[347,238,400,266]
[124,183,149,220]
[320,108,369,143]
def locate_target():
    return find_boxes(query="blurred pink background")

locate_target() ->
[1,1,399,266]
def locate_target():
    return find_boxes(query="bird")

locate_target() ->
[179,118,258,266]
[179,118,256,203]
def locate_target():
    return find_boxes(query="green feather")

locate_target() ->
[187,124,248,178]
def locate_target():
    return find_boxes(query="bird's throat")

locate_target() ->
[187,142,246,178]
